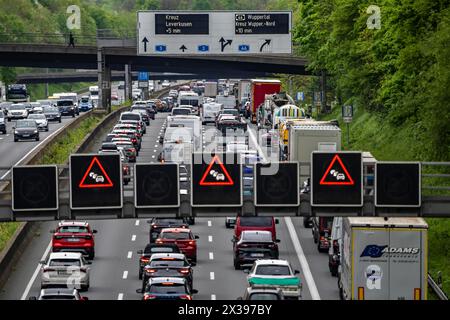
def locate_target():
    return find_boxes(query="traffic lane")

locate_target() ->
[291,217,340,300]
[137,113,166,164]
[0,114,82,178]
[0,221,57,300]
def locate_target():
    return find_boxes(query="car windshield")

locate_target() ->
[172,109,190,116]
[81,98,89,103]
[223,110,238,116]
[150,259,187,267]
[16,121,36,128]
[58,226,89,233]
[28,114,46,119]
[121,114,140,121]
[148,284,185,294]
[160,232,191,240]
[41,295,76,300]
[10,105,25,110]
[57,100,73,106]
[249,293,280,300]
[255,265,290,276]
[44,107,58,113]
[146,247,177,254]
[239,217,273,227]
[49,259,81,267]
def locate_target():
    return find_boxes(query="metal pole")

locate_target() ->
[45,68,49,98]
[347,123,350,146]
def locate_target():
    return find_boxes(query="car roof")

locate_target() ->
[150,253,186,260]
[160,228,191,233]
[49,252,82,259]
[58,221,89,227]
[149,277,186,284]
[254,259,290,266]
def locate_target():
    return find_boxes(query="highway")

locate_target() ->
[0,109,340,300]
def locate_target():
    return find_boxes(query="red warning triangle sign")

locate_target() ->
[320,154,355,186]
[79,157,114,188]
[199,155,234,186]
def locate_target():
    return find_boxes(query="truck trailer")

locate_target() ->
[338,217,428,300]
[249,80,281,124]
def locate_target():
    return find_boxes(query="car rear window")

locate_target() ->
[160,231,191,240]
[150,259,187,267]
[49,259,81,267]
[148,284,186,294]
[321,217,333,230]
[57,101,73,106]
[41,295,76,300]
[239,217,273,227]
[155,219,185,225]
[172,109,190,116]
[249,293,280,300]
[58,226,89,233]
[146,247,177,254]
[255,265,290,276]
[121,114,140,121]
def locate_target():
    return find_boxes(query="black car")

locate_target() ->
[57,99,76,117]
[0,112,6,134]
[232,230,280,270]
[99,142,118,152]
[147,218,189,243]
[131,106,154,122]
[43,106,62,123]
[141,253,194,292]
[13,119,39,142]
[137,277,197,300]
[137,243,180,280]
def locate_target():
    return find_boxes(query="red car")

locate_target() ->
[233,216,279,242]
[156,228,199,263]
[50,221,98,259]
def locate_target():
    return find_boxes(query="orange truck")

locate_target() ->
[250,79,281,123]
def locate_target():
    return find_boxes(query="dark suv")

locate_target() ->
[312,217,333,253]
[147,218,189,243]
[232,230,279,270]
[13,119,39,141]
[57,99,77,117]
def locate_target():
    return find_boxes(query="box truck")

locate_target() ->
[249,80,281,124]
[338,217,428,300]
[204,82,218,97]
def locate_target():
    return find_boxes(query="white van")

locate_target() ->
[202,102,222,124]
[177,91,200,113]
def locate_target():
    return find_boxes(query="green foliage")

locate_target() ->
[0,222,20,252]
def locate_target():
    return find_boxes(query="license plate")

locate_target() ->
[67,238,80,242]
[251,253,264,257]
[22,135,29,137]
[58,271,70,276]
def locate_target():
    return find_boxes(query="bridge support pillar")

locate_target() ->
[124,64,132,102]
[97,48,111,113]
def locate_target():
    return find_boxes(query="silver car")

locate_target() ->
[28,113,49,131]
[40,252,91,291]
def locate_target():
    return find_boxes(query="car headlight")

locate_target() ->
[34,130,38,134]
[14,130,19,134]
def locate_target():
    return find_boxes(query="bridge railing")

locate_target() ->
[0,32,97,46]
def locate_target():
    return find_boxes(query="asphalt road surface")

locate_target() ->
[0,107,340,300]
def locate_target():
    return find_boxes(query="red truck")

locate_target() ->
[249,79,281,123]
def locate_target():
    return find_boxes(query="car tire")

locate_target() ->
[45,127,49,132]
[331,267,338,277]
[8,118,11,122]
[14,137,18,142]
[191,257,197,264]
[233,259,240,270]
[225,222,230,228]
[36,136,40,141]
[303,218,310,228]
[59,119,62,123]
[138,270,143,280]
[81,284,89,292]
[124,180,129,186]
[2,130,6,134]
[89,251,95,260]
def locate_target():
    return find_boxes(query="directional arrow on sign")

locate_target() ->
[180,45,187,52]
[142,37,149,52]
[219,37,232,52]
[260,39,271,52]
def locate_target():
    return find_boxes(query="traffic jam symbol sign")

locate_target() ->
[191,153,242,207]
[135,163,180,208]
[311,152,363,207]
[199,155,234,186]
[70,154,122,210]
[78,157,113,188]
[12,165,58,212]
[319,154,355,186]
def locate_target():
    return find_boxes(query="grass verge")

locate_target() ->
[319,107,450,297]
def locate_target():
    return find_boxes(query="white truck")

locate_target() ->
[338,217,428,300]
[89,86,99,106]
[201,102,222,124]
[166,115,202,151]
[204,82,218,97]
[216,94,236,109]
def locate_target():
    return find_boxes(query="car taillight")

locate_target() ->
[178,269,190,275]
[145,269,157,274]
[188,241,195,246]
[130,148,136,153]
[333,240,339,248]
[140,256,150,262]
[179,295,192,300]
[54,236,63,240]
[144,294,157,300]
[132,138,137,143]
[155,239,163,244]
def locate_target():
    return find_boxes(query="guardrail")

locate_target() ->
[428,273,448,300]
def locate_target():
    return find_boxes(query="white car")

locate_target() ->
[246,259,302,300]
[40,252,91,291]
[30,102,43,114]
[7,103,29,121]
[28,113,49,131]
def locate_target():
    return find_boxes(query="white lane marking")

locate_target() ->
[208,235,213,242]
[118,293,124,300]
[152,155,155,159]
[154,145,158,148]
[135,220,140,226]
[211,294,216,300]
[1,123,68,180]
[21,240,52,300]
[0,137,3,140]
[127,251,132,259]
[153,149,157,153]
[285,217,321,300]
[210,272,215,280]
[207,220,212,227]
[209,252,214,260]
[6,134,10,136]
[155,140,159,143]
[122,271,128,279]
[131,235,136,241]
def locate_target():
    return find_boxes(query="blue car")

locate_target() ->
[79,96,92,112]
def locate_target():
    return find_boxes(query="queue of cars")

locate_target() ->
[136,217,199,300]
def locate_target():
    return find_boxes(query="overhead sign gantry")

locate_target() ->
[137,11,292,55]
